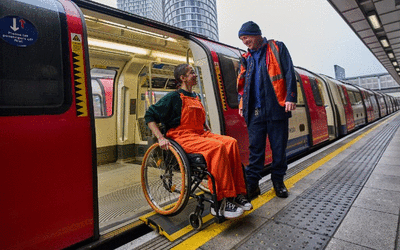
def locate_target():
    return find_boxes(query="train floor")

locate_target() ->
[97,111,400,250]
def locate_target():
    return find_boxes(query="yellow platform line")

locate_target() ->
[171,116,394,250]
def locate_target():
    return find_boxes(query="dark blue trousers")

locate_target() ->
[245,109,289,188]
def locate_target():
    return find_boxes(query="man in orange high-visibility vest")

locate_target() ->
[237,21,297,200]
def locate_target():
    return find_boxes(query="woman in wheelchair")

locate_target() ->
[145,64,252,219]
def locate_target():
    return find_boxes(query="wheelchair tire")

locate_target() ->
[141,140,191,216]
[189,212,203,230]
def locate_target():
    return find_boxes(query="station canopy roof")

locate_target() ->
[328,0,400,86]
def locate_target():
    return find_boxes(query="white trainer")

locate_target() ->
[234,194,253,211]
[211,198,243,218]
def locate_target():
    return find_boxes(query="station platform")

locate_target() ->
[122,111,400,250]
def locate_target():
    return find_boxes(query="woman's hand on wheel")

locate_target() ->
[158,137,171,150]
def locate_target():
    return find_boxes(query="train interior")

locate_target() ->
[82,8,219,233]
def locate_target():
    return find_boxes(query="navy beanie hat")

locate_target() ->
[238,21,262,38]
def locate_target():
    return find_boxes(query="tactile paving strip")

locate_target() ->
[236,116,400,249]
[237,221,329,250]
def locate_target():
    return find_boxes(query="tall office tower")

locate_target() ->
[117,0,164,23]
[164,0,219,41]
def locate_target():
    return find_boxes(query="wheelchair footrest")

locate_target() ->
[139,194,214,242]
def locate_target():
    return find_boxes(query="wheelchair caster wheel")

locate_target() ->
[189,212,203,230]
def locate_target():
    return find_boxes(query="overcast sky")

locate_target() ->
[91,0,387,78]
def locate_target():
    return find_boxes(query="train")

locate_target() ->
[1,0,399,249]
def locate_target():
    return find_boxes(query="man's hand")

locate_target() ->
[285,101,296,112]
[239,108,243,117]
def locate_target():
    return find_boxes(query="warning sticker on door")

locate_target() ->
[0,16,38,47]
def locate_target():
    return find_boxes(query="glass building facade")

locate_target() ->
[117,0,164,23]
[164,0,219,41]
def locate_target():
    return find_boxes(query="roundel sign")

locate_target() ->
[0,16,38,47]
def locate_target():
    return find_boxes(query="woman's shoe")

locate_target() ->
[210,198,244,218]
[234,194,253,211]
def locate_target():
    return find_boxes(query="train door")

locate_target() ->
[375,92,387,117]
[80,4,219,233]
[320,76,348,137]
[295,68,329,146]
[346,86,366,129]
[1,1,97,249]
[286,76,310,157]
[359,89,373,123]
[337,83,355,132]
[384,95,393,114]
[366,90,379,121]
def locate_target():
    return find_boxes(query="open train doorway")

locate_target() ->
[81,5,217,233]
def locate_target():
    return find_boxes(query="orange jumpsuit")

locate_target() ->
[167,93,247,200]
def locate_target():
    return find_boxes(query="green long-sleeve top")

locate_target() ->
[144,89,199,132]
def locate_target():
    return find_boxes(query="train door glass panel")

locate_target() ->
[337,85,347,105]
[0,1,71,116]
[310,79,324,106]
[217,53,240,108]
[296,80,305,105]
[91,68,116,118]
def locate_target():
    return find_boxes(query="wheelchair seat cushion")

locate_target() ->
[187,153,206,165]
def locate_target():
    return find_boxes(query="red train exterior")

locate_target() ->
[1,0,97,249]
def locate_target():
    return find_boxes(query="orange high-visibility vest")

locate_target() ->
[237,40,287,108]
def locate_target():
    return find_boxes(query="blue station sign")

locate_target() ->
[0,16,38,47]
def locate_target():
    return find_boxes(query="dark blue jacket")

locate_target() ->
[239,38,297,124]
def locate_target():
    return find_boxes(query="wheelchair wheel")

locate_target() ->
[141,140,191,216]
[189,212,203,230]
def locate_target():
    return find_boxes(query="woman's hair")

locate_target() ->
[174,64,190,84]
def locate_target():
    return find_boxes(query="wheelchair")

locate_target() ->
[141,137,224,230]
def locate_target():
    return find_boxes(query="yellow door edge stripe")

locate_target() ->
[171,118,391,250]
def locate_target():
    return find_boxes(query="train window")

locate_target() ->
[348,91,357,105]
[218,53,240,108]
[0,1,71,115]
[310,78,324,106]
[354,92,362,105]
[90,68,116,117]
